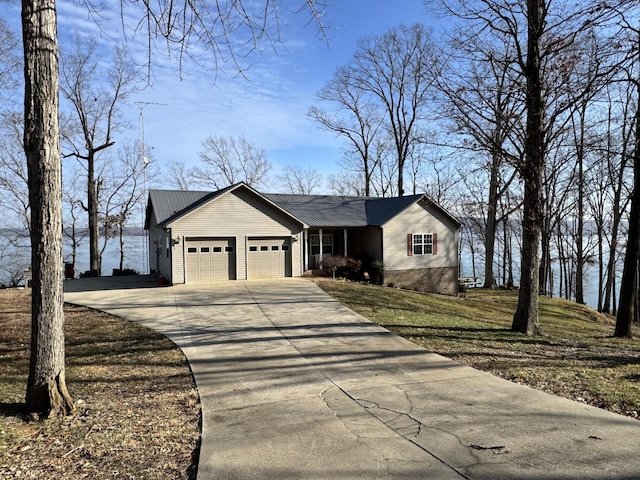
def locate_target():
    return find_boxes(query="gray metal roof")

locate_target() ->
[262,193,425,228]
[147,183,460,230]
[262,194,369,227]
[147,189,211,225]
[365,195,427,226]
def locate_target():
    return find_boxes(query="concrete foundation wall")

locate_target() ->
[384,266,459,296]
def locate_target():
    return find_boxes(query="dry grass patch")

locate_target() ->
[0,288,200,479]
[315,279,640,419]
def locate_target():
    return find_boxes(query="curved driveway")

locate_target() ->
[65,277,640,479]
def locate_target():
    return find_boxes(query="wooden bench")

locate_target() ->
[458,276,482,288]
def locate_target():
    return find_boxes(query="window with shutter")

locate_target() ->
[411,233,437,256]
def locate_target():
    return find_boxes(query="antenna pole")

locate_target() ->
[134,101,166,275]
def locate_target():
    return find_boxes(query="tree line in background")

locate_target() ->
[2,0,640,415]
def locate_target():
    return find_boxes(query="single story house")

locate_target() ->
[144,182,462,295]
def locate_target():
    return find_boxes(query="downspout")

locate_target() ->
[379,226,384,284]
[181,235,185,284]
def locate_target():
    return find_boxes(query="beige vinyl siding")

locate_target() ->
[148,233,173,281]
[146,209,173,278]
[382,202,459,271]
[167,189,303,283]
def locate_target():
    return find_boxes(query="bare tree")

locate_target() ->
[0,112,30,231]
[615,19,640,338]
[327,171,365,196]
[436,0,613,335]
[0,18,20,108]
[98,142,156,273]
[62,162,88,273]
[309,66,385,196]
[0,111,31,286]
[277,165,323,194]
[354,24,440,197]
[411,147,461,210]
[437,32,523,288]
[600,80,635,314]
[0,22,28,287]
[312,23,439,197]
[194,135,271,189]
[60,36,139,275]
[167,160,194,191]
[21,0,326,417]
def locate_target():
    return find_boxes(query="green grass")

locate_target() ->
[315,279,640,418]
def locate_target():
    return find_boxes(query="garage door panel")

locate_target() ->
[186,238,236,282]
[247,237,292,279]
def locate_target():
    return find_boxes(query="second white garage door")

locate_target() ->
[247,237,292,279]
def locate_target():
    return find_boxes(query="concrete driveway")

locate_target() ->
[65,277,640,479]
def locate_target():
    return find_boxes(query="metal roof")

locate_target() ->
[147,189,211,225]
[262,194,369,227]
[365,195,427,226]
[147,184,461,230]
[262,193,425,228]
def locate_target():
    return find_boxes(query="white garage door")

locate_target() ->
[247,237,292,279]
[185,238,236,282]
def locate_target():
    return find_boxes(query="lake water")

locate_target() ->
[4,232,615,310]
[67,234,148,277]
[0,233,148,286]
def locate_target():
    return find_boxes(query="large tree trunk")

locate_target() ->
[22,0,74,417]
[615,57,640,338]
[538,220,552,296]
[575,104,587,305]
[483,151,500,288]
[512,0,545,336]
[88,152,100,274]
[512,168,545,335]
[615,160,639,337]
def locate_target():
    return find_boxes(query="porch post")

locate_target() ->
[304,229,309,271]
[344,229,348,257]
[319,228,323,267]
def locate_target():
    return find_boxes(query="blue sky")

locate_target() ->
[3,1,438,188]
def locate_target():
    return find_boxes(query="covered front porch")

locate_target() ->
[303,227,382,270]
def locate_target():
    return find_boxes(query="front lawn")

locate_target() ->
[315,279,640,419]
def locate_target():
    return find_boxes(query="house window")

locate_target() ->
[200,246,210,253]
[212,246,222,253]
[412,233,434,255]
[310,234,333,255]
[249,246,258,252]
[187,247,197,254]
